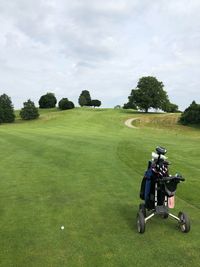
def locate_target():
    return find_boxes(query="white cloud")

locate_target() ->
[0,0,200,109]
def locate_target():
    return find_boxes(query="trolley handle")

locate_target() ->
[156,176,185,182]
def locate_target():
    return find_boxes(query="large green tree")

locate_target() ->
[0,94,15,123]
[78,90,92,106]
[39,92,57,108]
[127,76,169,113]
[20,99,39,120]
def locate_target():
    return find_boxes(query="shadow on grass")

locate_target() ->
[119,109,170,115]
[119,109,142,114]
[118,203,181,234]
[177,121,200,130]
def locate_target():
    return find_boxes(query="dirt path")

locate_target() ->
[124,118,138,128]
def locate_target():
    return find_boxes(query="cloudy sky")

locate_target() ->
[0,0,200,109]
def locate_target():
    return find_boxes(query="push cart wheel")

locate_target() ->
[139,203,146,217]
[178,212,190,233]
[136,212,145,234]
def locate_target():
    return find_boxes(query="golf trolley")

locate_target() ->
[137,146,190,234]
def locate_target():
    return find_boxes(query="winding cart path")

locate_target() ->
[124,118,138,128]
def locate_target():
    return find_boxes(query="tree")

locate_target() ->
[123,102,137,110]
[20,99,39,120]
[128,76,169,112]
[179,101,200,125]
[162,101,179,113]
[78,95,87,107]
[67,101,75,109]
[39,92,57,108]
[91,99,101,108]
[58,98,75,110]
[0,94,15,123]
[78,90,92,106]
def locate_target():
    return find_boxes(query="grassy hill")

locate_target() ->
[0,108,199,267]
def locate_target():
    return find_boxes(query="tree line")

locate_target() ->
[0,77,199,125]
[0,90,101,123]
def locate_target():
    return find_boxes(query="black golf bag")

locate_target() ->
[136,146,190,234]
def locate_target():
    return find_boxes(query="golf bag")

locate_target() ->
[136,146,190,234]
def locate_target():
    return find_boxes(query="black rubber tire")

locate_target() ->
[178,212,190,233]
[139,203,146,217]
[136,211,145,234]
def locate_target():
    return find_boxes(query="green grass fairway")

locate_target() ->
[0,108,200,267]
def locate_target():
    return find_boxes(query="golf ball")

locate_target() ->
[61,226,64,230]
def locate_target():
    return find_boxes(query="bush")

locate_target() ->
[123,102,137,109]
[39,93,57,108]
[0,94,15,123]
[58,98,75,110]
[179,101,200,125]
[114,105,121,109]
[20,99,39,120]
[91,99,101,107]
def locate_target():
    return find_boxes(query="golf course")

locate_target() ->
[0,108,199,267]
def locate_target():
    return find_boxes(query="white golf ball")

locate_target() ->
[61,226,64,230]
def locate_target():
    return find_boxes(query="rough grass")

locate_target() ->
[0,108,199,267]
